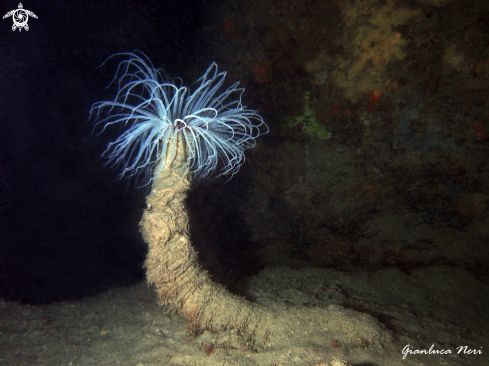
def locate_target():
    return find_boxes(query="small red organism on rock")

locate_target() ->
[367,90,382,112]
[474,122,488,140]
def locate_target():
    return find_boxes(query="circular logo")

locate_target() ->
[12,9,28,29]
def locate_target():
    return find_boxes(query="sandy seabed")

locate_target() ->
[1,264,487,366]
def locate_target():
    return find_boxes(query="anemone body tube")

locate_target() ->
[139,136,275,347]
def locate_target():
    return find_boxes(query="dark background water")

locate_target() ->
[0,0,258,302]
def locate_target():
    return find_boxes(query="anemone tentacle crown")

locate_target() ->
[90,51,268,186]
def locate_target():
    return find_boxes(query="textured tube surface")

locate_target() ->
[140,137,276,348]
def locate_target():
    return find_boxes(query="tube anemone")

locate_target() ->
[90,51,267,187]
[91,51,276,347]
[91,53,389,356]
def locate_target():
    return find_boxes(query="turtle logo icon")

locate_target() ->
[3,3,38,32]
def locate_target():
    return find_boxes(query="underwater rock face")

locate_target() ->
[331,0,422,102]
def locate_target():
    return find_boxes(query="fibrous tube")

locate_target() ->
[90,51,274,346]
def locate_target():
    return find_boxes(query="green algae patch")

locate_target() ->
[287,92,332,140]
